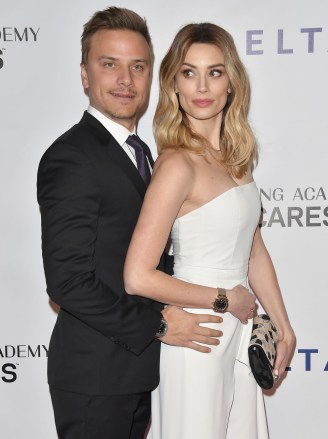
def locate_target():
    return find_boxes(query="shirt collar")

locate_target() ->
[87,105,136,146]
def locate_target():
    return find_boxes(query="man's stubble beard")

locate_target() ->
[106,108,137,123]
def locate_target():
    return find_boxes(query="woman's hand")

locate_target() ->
[226,285,256,323]
[273,328,296,382]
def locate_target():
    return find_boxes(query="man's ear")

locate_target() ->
[81,64,89,90]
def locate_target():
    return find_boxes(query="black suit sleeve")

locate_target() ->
[37,141,161,355]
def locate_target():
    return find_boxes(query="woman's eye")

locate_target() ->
[181,69,194,78]
[210,69,222,77]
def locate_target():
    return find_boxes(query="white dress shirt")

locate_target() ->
[87,105,139,168]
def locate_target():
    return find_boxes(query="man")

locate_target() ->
[37,7,223,439]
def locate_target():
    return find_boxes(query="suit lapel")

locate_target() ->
[79,111,148,199]
[107,138,148,199]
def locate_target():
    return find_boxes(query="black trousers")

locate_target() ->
[50,387,151,439]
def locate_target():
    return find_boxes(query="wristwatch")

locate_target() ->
[155,316,168,338]
[212,287,229,313]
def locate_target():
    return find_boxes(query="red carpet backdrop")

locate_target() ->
[1,0,327,437]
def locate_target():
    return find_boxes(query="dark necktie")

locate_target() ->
[126,134,151,185]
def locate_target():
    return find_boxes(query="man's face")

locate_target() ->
[81,29,152,130]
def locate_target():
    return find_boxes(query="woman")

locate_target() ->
[124,23,295,438]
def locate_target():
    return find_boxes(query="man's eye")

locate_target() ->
[133,64,144,71]
[104,62,115,69]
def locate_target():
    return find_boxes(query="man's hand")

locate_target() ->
[226,285,256,324]
[160,306,223,353]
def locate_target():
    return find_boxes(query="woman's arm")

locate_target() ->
[124,150,255,320]
[248,227,296,379]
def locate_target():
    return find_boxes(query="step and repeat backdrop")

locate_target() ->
[1,0,327,437]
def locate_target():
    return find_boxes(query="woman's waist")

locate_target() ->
[173,264,248,288]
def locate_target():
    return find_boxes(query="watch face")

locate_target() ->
[214,296,228,312]
[156,319,168,338]
[158,321,166,335]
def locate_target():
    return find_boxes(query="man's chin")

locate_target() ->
[106,111,137,122]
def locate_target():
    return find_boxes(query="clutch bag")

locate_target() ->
[248,314,278,389]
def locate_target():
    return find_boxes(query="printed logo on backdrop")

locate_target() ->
[1,345,48,383]
[260,187,327,227]
[246,27,323,55]
[0,26,40,69]
[286,348,328,373]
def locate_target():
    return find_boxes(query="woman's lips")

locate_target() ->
[192,99,214,107]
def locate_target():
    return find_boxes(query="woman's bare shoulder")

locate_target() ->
[153,148,195,175]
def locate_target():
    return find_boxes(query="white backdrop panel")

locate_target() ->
[1,1,327,437]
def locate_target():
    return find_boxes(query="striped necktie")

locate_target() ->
[126,134,151,185]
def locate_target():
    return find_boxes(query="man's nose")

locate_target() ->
[117,66,133,87]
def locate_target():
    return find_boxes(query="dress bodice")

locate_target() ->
[171,182,261,287]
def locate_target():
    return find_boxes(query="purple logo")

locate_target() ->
[246,28,323,55]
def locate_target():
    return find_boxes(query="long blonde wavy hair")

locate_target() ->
[154,23,257,178]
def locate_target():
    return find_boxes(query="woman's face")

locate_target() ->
[174,43,231,126]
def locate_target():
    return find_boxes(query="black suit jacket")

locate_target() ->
[37,111,164,395]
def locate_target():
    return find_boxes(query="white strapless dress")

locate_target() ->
[148,182,269,439]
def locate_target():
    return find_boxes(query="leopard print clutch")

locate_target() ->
[248,314,278,389]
